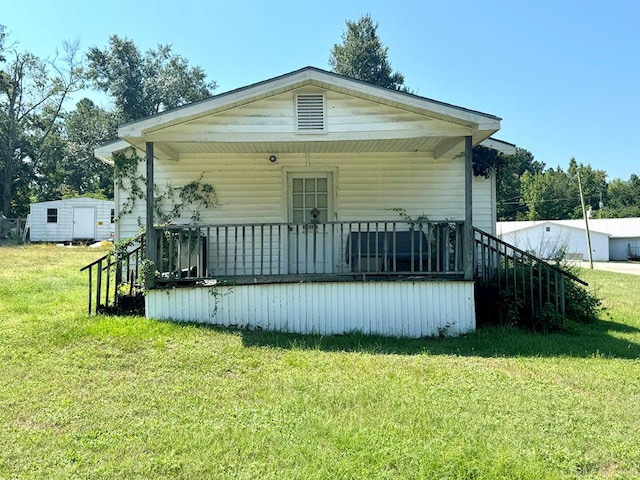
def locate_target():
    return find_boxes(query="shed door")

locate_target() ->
[288,174,333,274]
[72,207,96,239]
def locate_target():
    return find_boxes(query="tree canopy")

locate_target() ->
[0,33,82,216]
[329,14,407,91]
[86,35,217,122]
[0,29,217,217]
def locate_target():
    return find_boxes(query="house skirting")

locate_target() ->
[146,280,476,338]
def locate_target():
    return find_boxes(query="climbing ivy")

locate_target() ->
[154,173,218,225]
[112,147,218,225]
[113,148,146,217]
[472,145,506,178]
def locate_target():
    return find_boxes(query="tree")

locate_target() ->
[329,14,407,91]
[566,158,607,218]
[496,148,544,220]
[599,174,640,218]
[520,168,570,220]
[86,36,216,122]
[519,158,608,220]
[0,31,82,216]
[36,98,118,200]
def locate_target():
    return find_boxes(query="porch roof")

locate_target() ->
[96,66,503,162]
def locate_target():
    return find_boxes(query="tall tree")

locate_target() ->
[329,14,407,91]
[519,159,608,220]
[86,36,216,122]
[496,147,544,220]
[599,174,640,218]
[36,98,118,200]
[0,31,82,216]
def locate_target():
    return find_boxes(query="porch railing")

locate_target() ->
[153,220,466,283]
[80,236,145,314]
[474,227,587,318]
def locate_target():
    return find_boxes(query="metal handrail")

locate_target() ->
[473,227,588,318]
[81,238,144,315]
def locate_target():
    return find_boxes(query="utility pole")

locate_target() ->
[577,173,593,269]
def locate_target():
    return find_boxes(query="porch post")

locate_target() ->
[464,135,474,280]
[145,141,156,288]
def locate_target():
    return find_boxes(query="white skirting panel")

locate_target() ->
[146,281,476,338]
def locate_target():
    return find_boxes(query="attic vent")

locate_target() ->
[296,94,325,133]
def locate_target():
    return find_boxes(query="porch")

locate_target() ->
[83,219,588,337]
[150,219,465,285]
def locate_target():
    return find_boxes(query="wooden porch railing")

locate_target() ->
[474,227,587,318]
[83,224,590,320]
[152,220,466,284]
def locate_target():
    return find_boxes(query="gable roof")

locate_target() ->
[98,66,504,161]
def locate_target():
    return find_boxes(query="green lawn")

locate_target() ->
[1,244,639,479]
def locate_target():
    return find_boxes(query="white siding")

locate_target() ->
[116,151,493,241]
[150,90,471,144]
[29,198,115,242]
[146,281,476,338]
[472,170,495,235]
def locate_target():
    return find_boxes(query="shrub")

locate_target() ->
[476,265,601,332]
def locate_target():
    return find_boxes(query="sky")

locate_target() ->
[4,0,640,180]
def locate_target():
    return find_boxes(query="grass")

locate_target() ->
[1,244,640,479]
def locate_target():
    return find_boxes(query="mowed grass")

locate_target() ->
[1,245,639,479]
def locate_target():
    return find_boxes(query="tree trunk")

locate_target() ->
[2,154,14,217]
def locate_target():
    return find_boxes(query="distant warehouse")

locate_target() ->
[497,218,640,262]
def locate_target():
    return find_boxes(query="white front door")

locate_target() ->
[72,207,96,239]
[288,173,333,274]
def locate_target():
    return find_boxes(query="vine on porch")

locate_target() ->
[112,147,219,290]
[113,147,218,225]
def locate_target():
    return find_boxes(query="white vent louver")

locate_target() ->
[296,94,325,132]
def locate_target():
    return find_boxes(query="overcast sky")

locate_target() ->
[4,0,639,180]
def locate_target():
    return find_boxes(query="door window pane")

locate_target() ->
[293,210,304,223]
[305,178,315,191]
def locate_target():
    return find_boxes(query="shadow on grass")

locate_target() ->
[210,318,640,359]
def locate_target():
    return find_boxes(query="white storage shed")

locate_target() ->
[29,198,115,242]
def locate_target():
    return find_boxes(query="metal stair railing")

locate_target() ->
[81,235,145,315]
[474,227,587,318]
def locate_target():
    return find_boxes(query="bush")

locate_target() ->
[476,266,601,332]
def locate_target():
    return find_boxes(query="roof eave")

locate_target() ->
[118,67,502,140]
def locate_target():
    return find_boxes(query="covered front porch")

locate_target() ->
[122,218,476,337]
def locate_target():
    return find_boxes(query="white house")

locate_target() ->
[497,218,640,261]
[29,198,115,242]
[95,66,527,337]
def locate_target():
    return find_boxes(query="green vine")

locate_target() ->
[112,147,218,225]
[154,173,218,225]
[208,280,234,319]
[472,145,506,178]
[113,148,146,217]
[387,208,429,229]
